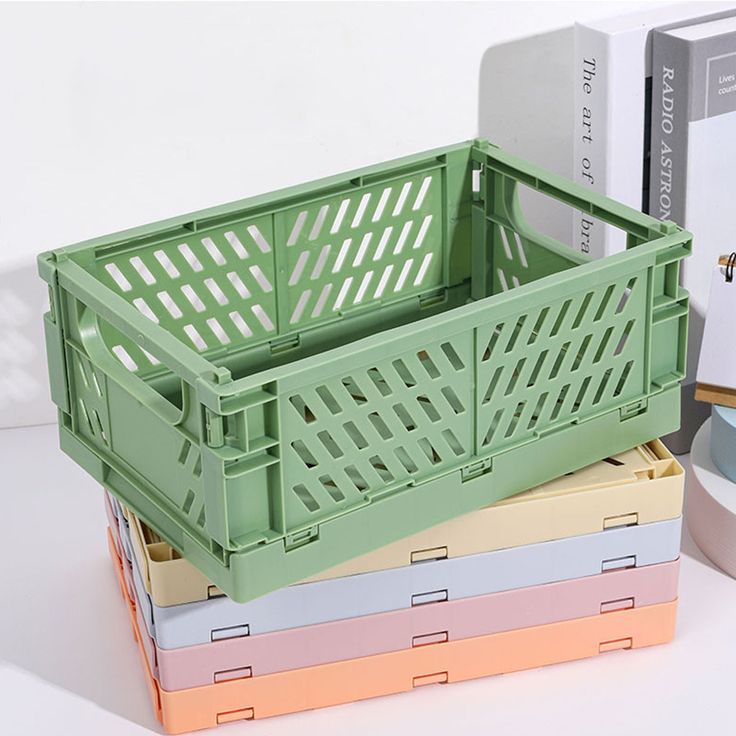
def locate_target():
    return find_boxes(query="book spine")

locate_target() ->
[649,31,691,229]
[572,25,610,258]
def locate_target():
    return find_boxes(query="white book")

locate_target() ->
[651,15,736,414]
[696,258,736,408]
[572,2,736,259]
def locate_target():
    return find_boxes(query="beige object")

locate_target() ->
[126,439,683,607]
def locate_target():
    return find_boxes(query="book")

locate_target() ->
[572,3,736,259]
[696,255,736,408]
[650,14,736,444]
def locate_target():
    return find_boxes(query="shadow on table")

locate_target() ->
[0,424,159,731]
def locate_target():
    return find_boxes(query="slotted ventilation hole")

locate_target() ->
[393,181,412,216]
[393,221,413,255]
[413,215,432,249]
[353,233,372,267]
[311,284,332,318]
[320,475,345,503]
[413,176,432,210]
[514,232,528,268]
[499,226,513,260]
[289,251,310,286]
[206,317,230,345]
[440,342,464,371]
[227,272,251,299]
[292,439,318,467]
[613,320,635,356]
[367,367,392,397]
[112,345,138,372]
[368,412,393,440]
[418,437,442,465]
[333,277,353,311]
[178,244,203,272]
[158,291,183,319]
[310,245,331,280]
[615,278,637,313]
[483,409,505,446]
[293,484,319,512]
[342,376,367,404]
[153,250,180,278]
[441,386,464,414]
[374,265,394,298]
[290,290,311,324]
[343,421,368,449]
[416,395,441,422]
[289,394,316,424]
[229,311,253,338]
[133,298,159,323]
[130,256,156,285]
[182,489,195,514]
[369,456,394,482]
[309,204,329,241]
[417,350,440,379]
[394,259,414,292]
[354,271,373,304]
[287,211,308,246]
[105,263,132,292]
[202,237,226,266]
[395,446,418,474]
[315,385,341,414]
[181,284,206,312]
[333,239,352,274]
[251,304,274,331]
[392,358,416,387]
[414,253,433,286]
[317,430,343,459]
[184,324,207,351]
[374,227,393,261]
[249,265,272,292]
[372,188,392,222]
[394,403,417,431]
[247,225,271,253]
[345,465,368,491]
[613,361,635,397]
[441,429,464,456]
[224,231,248,259]
[330,199,350,234]
[204,278,229,306]
[351,194,371,228]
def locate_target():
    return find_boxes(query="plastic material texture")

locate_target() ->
[108,531,677,734]
[124,440,684,606]
[687,419,736,577]
[42,139,691,603]
[710,405,736,483]
[125,515,682,650]
[135,559,680,688]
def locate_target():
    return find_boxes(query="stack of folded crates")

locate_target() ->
[39,140,692,733]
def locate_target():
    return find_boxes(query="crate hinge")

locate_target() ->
[461,457,493,482]
[620,398,648,420]
[270,334,300,355]
[284,525,319,550]
[418,288,447,310]
[204,408,225,447]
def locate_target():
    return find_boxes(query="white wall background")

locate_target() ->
[0,0,657,428]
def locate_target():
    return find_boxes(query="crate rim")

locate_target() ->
[38,139,693,400]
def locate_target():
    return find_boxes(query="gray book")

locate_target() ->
[649,16,736,453]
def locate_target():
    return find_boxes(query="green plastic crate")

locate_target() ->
[39,139,691,603]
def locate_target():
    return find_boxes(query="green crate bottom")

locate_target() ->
[62,385,679,602]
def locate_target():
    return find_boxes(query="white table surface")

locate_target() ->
[1,423,734,735]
